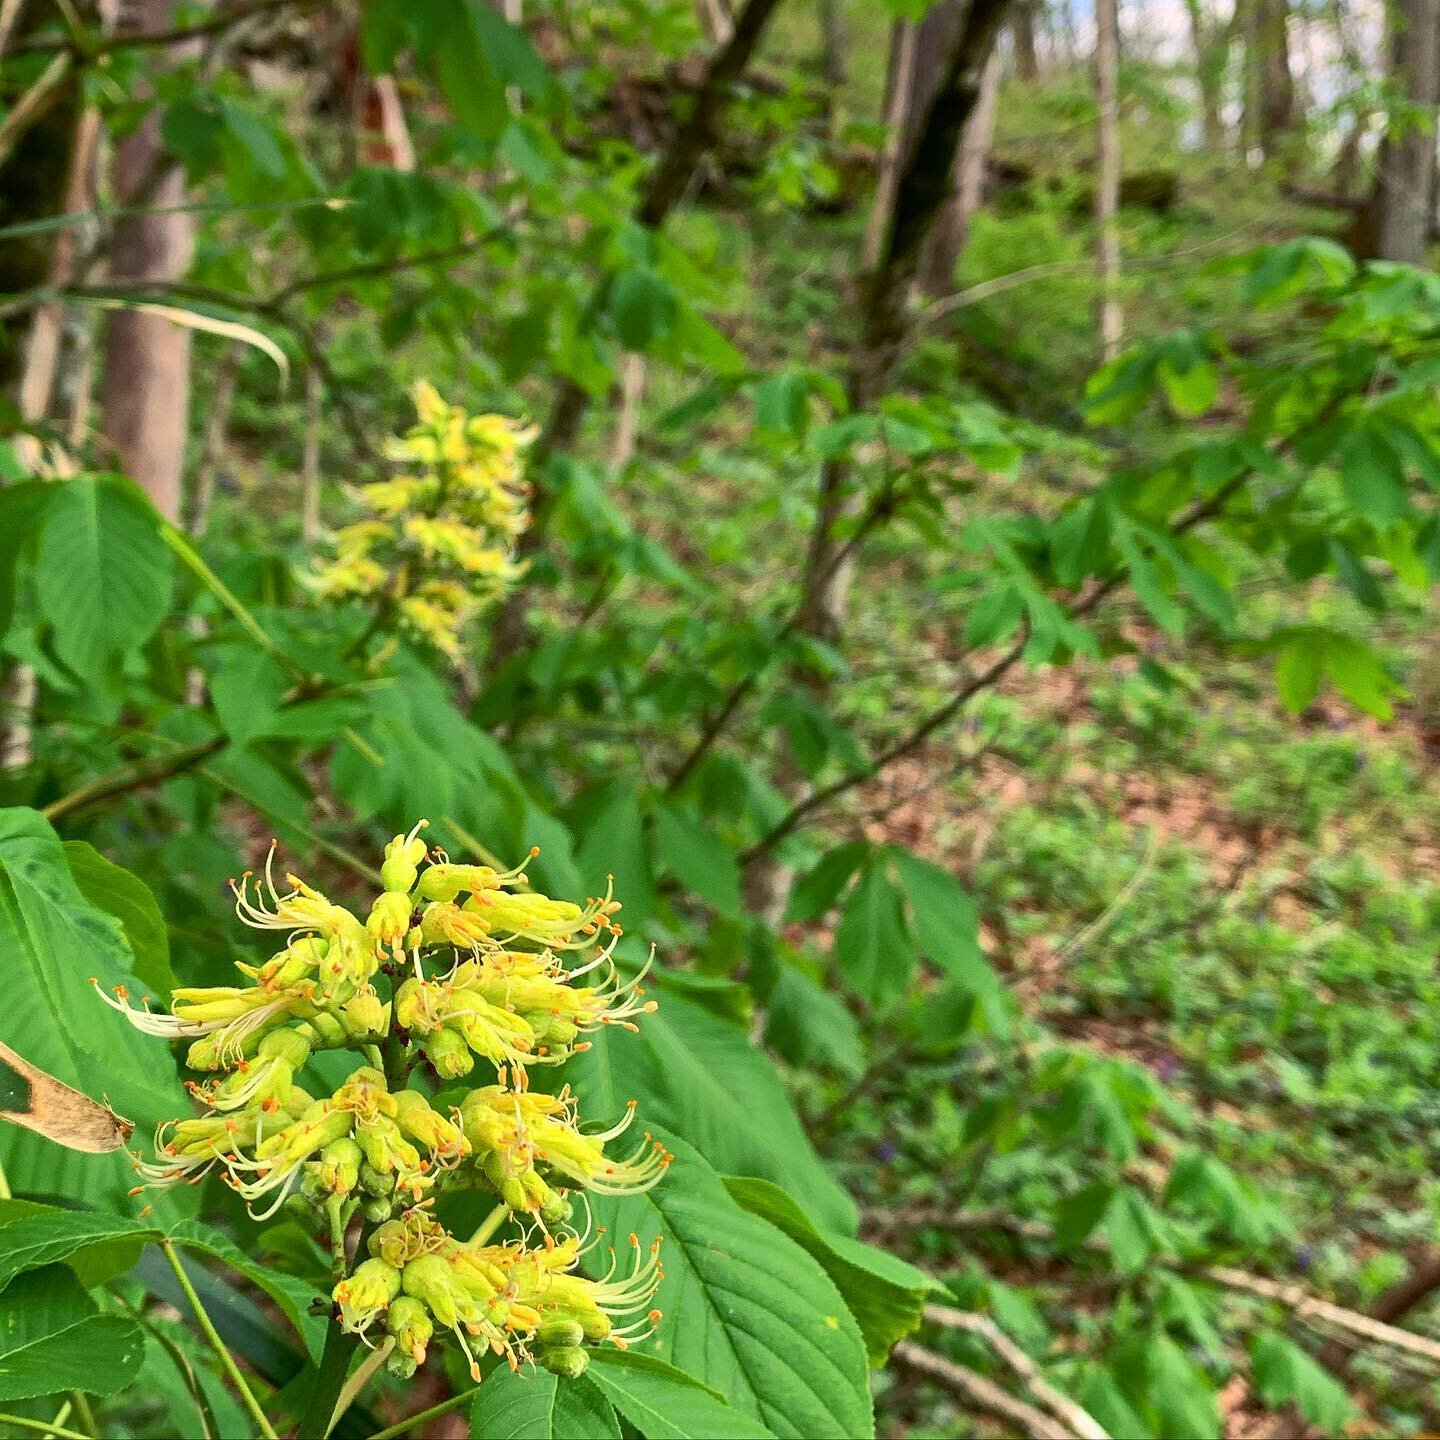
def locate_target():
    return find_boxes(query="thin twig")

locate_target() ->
[0,1416,89,1440]
[0,52,75,170]
[363,1384,486,1440]
[9,0,319,56]
[924,1305,1110,1440]
[891,1340,1071,1439]
[158,1239,279,1440]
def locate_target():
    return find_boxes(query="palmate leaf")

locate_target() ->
[583,1130,873,1440]
[569,989,855,1233]
[471,1363,622,1440]
[0,808,190,1206]
[585,1352,773,1440]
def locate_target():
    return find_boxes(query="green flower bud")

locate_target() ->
[362,1194,394,1224]
[386,1294,434,1365]
[334,1256,400,1331]
[368,1218,411,1268]
[537,1316,586,1349]
[538,1346,589,1379]
[385,1349,419,1380]
[380,857,419,894]
[359,1161,395,1197]
[340,991,386,1039]
[424,1027,473,1079]
[402,1254,459,1327]
[258,1027,312,1069]
[314,1137,362,1195]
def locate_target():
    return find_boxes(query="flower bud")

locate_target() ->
[313,1137,362,1195]
[367,892,413,956]
[386,1295,434,1364]
[368,1218,411,1268]
[391,1090,466,1157]
[416,863,497,904]
[359,1161,395,1197]
[258,1027,312,1069]
[340,991,386,1039]
[537,1316,586,1349]
[386,1350,419,1381]
[423,1027,473,1079]
[538,1346,589,1379]
[402,1254,459,1328]
[333,1256,400,1331]
[362,1194,394,1224]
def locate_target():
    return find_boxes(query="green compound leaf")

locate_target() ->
[586,1351,772,1440]
[471,1362,621,1439]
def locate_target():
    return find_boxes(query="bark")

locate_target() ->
[818,0,845,88]
[921,46,1001,297]
[1366,0,1440,264]
[609,353,646,469]
[695,0,734,45]
[1010,0,1040,80]
[861,21,918,273]
[1255,0,1296,156]
[1094,0,1123,359]
[98,0,199,521]
[801,0,1014,648]
[1182,0,1226,147]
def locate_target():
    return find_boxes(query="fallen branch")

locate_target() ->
[867,1207,1440,1374]
[924,1304,1110,1440]
[892,1340,1072,1439]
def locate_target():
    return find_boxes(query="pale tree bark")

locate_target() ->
[696,0,734,44]
[1254,0,1296,158]
[741,0,1014,919]
[1094,0,1123,360]
[1010,0,1040,79]
[862,21,918,273]
[1182,0,1227,148]
[98,0,199,521]
[1368,0,1440,264]
[921,46,1001,296]
[609,353,646,469]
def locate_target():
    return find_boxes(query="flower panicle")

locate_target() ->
[99,821,665,1382]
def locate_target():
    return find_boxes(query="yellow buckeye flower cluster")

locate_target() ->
[309,382,535,661]
[95,820,667,1381]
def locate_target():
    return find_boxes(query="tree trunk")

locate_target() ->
[921,47,1001,296]
[1094,0,1123,359]
[861,21,918,273]
[98,0,197,521]
[1255,0,1295,157]
[1367,0,1440,264]
[695,0,734,44]
[818,0,845,89]
[1011,0,1040,80]
[1182,0,1226,148]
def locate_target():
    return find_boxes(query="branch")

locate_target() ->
[923,1306,1110,1440]
[891,1341,1072,1440]
[9,0,320,57]
[0,52,75,171]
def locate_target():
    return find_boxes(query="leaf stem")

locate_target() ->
[363,1384,485,1440]
[158,1239,279,1440]
[0,1414,90,1440]
[468,1203,509,1246]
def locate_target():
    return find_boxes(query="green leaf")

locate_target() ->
[574,783,654,929]
[1157,336,1217,417]
[586,1132,872,1438]
[725,1176,936,1363]
[465,0,552,98]
[1144,1333,1221,1439]
[754,372,810,437]
[434,0,506,139]
[0,809,189,1206]
[36,475,174,681]
[470,1361,620,1439]
[585,1353,769,1440]
[835,863,914,1006]
[762,962,863,1078]
[0,1205,325,1363]
[1052,1182,1115,1250]
[1323,634,1395,720]
[0,482,50,639]
[208,645,290,748]
[1103,1187,1166,1274]
[652,805,741,913]
[611,267,679,351]
[1274,635,1322,714]
[888,850,985,985]
[1339,429,1410,524]
[1249,1331,1352,1432]
[62,842,174,996]
[785,842,870,924]
[0,1266,144,1402]
[570,991,855,1234]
